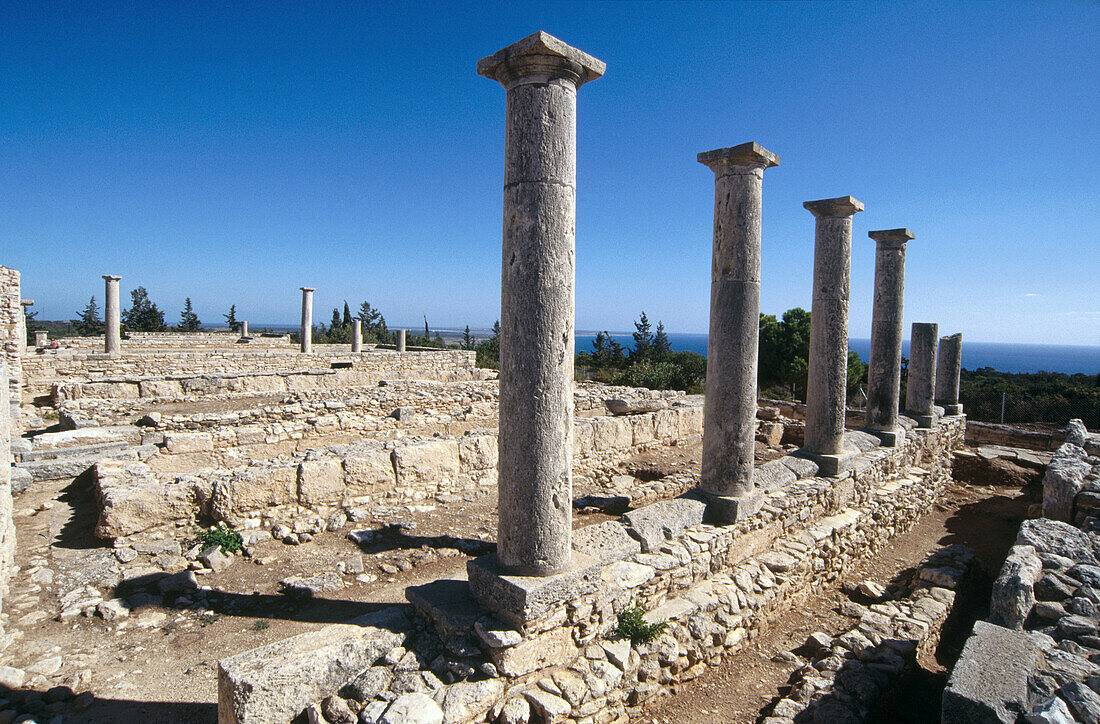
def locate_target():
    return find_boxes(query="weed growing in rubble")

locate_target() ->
[196,523,243,554]
[612,605,667,645]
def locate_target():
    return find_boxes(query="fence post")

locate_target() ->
[1000,391,1006,424]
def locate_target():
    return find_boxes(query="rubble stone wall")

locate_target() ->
[217,417,966,723]
[0,358,13,642]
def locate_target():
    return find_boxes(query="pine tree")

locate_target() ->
[331,308,341,331]
[653,321,671,359]
[178,298,202,332]
[342,302,353,329]
[423,315,430,340]
[630,311,653,362]
[462,325,474,350]
[122,287,167,332]
[74,296,104,336]
[223,305,241,333]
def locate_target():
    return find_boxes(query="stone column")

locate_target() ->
[299,288,314,354]
[103,275,122,355]
[864,228,914,447]
[240,321,248,338]
[906,322,939,427]
[697,143,779,522]
[802,197,864,475]
[33,331,47,348]
[352,320,362,353]
[396,330,406,352]
[475,32,604,580]
[936,333,963,416]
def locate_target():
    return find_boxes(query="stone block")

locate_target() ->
[163,432,214,454]
[942,620,1041,724]
[989,545,1041,629]
[622,495,708,552]
[571,521,641,564]
[491,626,578,678]
[217,607,409,724]
[1042,444,1092,522]
[297,459,346,507]
[406,578,487,641]
[394,439,460,487]
[1017,518,1098,566]
[604,398,669,415]
[343,446,396,495]
[467,552,599,631]
[704,489,765,525]
[458,434,497,471]
[754,460,797,491]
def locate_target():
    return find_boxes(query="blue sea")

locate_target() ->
[576,332,1099,376]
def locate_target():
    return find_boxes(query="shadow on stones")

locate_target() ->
[115,571,411,625]
[0,684,216,724]
[350,523,494,558]
[53,467,109,551]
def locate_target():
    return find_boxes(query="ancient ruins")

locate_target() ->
[1,28,1097,724]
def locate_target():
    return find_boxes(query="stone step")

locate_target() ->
[14,444,156,483]
[17,440,128,463]
[30,425,142,451]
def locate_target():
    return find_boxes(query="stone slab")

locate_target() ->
[467,552,600,630]
[621,495,708,553]
[704,489,765,525]
[571,521,641,565]
[942,620,1041,724]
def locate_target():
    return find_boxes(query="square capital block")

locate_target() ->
[698,142,779,171]
[804,196,865,219]
[478,31,606,89]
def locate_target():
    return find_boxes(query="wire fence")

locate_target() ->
[960,388,1100,429]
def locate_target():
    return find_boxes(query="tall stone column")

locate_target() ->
[396,330,406,352]
[697,143,778,522]
[473,32,604,583]
[299,288,314,354]
[103,275,122,355]
[864,228,914,447]
[33,331,47,348]
[802,197,863,475]
[906,322,939,427]
[352,320,362,352]
[936,333,963,416]
[240,321,249,338]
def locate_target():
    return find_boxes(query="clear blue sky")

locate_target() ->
[2,1,1097,345]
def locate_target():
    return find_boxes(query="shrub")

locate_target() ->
[612,605,667,644]
[195,523,243,554]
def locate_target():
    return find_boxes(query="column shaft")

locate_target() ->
[803,197,863,473]
[698,144,778,514]
[906,322,939,427]
[103,275,121,355]
[241,321,248,338]
[935,333,963,415]
[300,288,314,354]
[396,330,406,352]
[352,320,362,352]
[865,229,914,446]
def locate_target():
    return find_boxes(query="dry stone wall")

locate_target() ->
[217,417,965,723]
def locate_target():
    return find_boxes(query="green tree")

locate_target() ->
[462,325,474,350]
[122,287,167,332]
[630,311,654,363]
[223,305,241,333]
[342,302,353,329]
[357,301,390,343]
[758,308,811,399]
[847,350,867,396]
[178,298,202,332]
[475,320,500,369]
[73,296,104,336]
[653,322,672,360]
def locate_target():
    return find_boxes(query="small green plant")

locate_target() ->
[195,523,243,554]
[612,606,667,645]
[198,612,219,627]
[250,620,270,632]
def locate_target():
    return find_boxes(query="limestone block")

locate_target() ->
[592,417,633,451]
[458,434,497,471]
[573,419,595,456]
[394,439,460,487]
[138,379,182,398]
[440,679,505,724]
[343,446,396,496]
[218,607,409,724]
[653,409,678,440]
[1017,518,1098,566]
[942,620,1040,724]
[989,545,1041,629]
[234,425,267,446]
[489,626,578,677]
[604,398,669,415]
[631,414,657,447]
[1042,444,1093,522]
[572,521,641,564]
[677,405,704,438]
[622,496,708,553]
[163,432,214,454]
[298,459,346,507]
[228,466,297,512]
[94,461,197,538]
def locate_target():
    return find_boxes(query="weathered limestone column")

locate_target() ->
[864,228,914,447]
[906,322,939,427]
[472,31,604,587]
[697,143,779,522]
[33,331,47,348]
[936,333,963,416]
[396,330,406,352]
[351,320,362,353]
[240,321,248,338]
[299,288,314,354]
[802,197,863,475]
[103,275,122,355]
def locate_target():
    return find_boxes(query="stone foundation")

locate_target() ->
[217,416,965,723]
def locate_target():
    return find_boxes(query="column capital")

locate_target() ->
[698,142,779,172]
[300,287,315,293]
[102,275,121,282]
[478,31,605,90]
[804,196,864,218]
[868,228,915,248]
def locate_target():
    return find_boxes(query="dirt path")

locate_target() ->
[634,479,1035,724]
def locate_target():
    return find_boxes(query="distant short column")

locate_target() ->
[103,275,122,355]
[300,288,314,353]
[396,329,406,352]
[34,331,47,348]
[240,320,249,338]
[935,333,963,416]
[906,322,939,427]
[802,196,864,476]
[352,320,362,352]
[864,228,915,447]
[697,142,779,522]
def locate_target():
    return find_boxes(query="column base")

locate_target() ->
[702,489,765,525]
[914,414,937,429]
[467,552,600,631]
[941,404,963,416]
[865,427,905,448]
[794,449,857,477]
